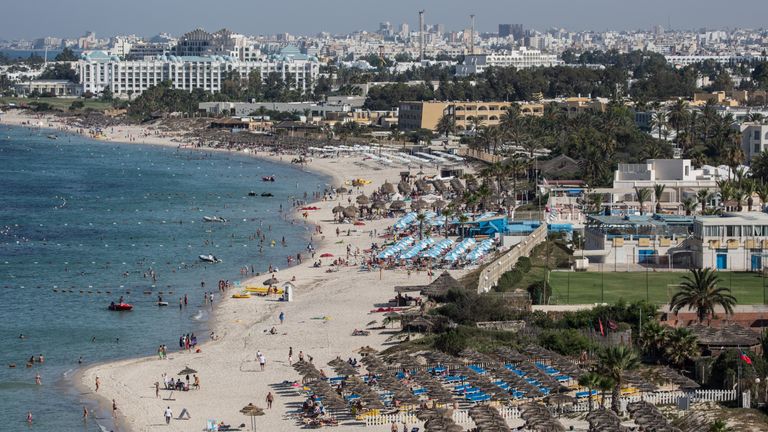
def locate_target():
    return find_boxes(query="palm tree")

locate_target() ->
[416,212,427,240]
[696,189,712,214]
[435,112,456,138]
[757,182,768,212]
[653,184,666,214]
[640,321,668,361]
[651,111,668,140]
[682,197,697,216]
[578,372,602,413]
[587,192,604,215]
[635,187,652,215]
[597,345,640,414]
[598,376,615,410]
[670,268,737,324]
[664,327,699,368]
[668,99,689,142]
[504,154,526,212]
[441,207,454,238]
[741,178,757,212]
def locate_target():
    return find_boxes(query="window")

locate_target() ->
[756,143,761,154]
[755,130,761,140]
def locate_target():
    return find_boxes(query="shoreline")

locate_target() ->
[3,110,441,431]
[1,110,343,431]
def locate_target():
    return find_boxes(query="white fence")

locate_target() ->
[477,224,547,293]
[364,390,737,426]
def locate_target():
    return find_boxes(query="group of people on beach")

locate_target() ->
[178,333,198,351]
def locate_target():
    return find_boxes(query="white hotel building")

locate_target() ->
[455,49,561,76]
[78,47,320,97]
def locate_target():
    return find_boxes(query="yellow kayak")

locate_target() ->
[245,286,284,294]
[232,293,251,299]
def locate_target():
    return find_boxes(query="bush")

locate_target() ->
[69,100,85,110]
[538,329,594,356]
[434,330,468,356]
[516,256,532,273]
[497,268,523,291]
[528,280,551,305]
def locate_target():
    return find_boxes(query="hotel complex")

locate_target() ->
[77,46,320,97]
[455,49,561,76]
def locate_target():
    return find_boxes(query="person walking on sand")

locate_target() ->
[288,347,293,365]
[112,399,117,418]
[266,392,274,409]
[155,381,160,398]
[95,376,100,392]
[279,311,285,324]
[258,352,266,371]
[164,406,173,425]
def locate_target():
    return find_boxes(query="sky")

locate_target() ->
[2,0,767,40]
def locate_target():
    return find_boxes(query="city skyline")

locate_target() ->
[2,0,768,40]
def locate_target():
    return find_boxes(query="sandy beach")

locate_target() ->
[1,110,467,431]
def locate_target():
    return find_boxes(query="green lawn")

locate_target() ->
[548,271,768,305]
[0,97,113,111]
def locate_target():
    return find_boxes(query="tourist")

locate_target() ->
[259,352,266,371]
[95,376,100,392]
[83,406,88,421]
[279,311,285,324]
[164,406,173,424]
[155,381,160,398]
[27,411,33,425]
[299,351,304,362]
[391,421,398,432]
[112,399,117,418]
[266,392,274,409]
[193,374,200,390]
[35,373,41,385]
[288,347,293,365]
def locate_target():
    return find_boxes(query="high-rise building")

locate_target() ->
[498,24,524,40]
[399,23,410,40]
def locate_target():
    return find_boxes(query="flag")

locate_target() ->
[598,318,605,337]
[607,319,618,331]
[741,351,753,365]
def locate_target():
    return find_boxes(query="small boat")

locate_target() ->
[232,293,251,299]
[46,134,58,140]
[248,191,257,197]
[199,254,221,263]
[108,302,133,311]
[203,216,227,223]
[157,301,169,306]
[262,176,276,182]
[261,192,273,197]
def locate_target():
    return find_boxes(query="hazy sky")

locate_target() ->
[2,0,767,39]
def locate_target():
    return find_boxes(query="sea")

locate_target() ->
[0,124,329,430]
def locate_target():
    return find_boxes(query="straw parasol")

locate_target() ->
[343,205,358,218]
[177,366,197,375]
[433,199,447,210]
[263,277,279,286]
[411,199,428,211]
[390,200,406,210]
[356,195,371,205]
[332,205,345,214]
[240,403,265,431]
[398,181,411,195]
[335,187,348,194]
[380,182,396,194]
[372,200,387,210]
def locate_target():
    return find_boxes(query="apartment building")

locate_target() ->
[691,213,768,270]
[741,123,768,162]
[78,49,319,97]
[399,101,519,131]
[455,49,561,76]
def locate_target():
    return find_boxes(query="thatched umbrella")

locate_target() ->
[450,178,464,193]
[343,206,358,219]
[390,200,406,211]
[411,199,428,211]
[356,195,370,205]
[433,199,447,210]
[263,277,279,286]
[336,187,348,194]
[380,182,396,194]
[177,366,197,376]
[372,200,387,211]
[398,180,411,195]
[240,403,265,431]
[332,204,345,214]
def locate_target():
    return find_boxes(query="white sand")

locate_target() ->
[1,110,470,431]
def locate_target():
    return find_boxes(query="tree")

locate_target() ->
[441,207,454,238]
[54,47,78,62]
[664,327,699,367]
[651,110,667,140]
[751,151,768,183]
[100,87,113,102]
[635,187,652,215]
[597,345,640,414]
[682,197,697,216]
[640,321,668,361]
[416,212,427,240]
[653,184,666,214]
[670,268,737,324]
[435,112,456,138]
[741,178,757,212]
[69,100,85,110]
[597,376,615,410]
[578,372,602,412]
[696,189,712,214]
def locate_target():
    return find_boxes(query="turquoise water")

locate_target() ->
[0,125,328,430]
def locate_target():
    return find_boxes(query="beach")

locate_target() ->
[1,109,463,431]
